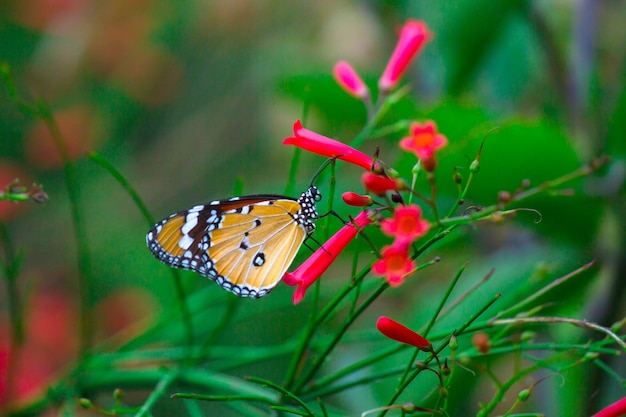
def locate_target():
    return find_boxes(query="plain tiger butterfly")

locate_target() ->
[146,186,321,298]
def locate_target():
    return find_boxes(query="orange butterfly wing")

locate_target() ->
[146,194,313,298]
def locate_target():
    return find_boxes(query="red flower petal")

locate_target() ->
[283,210,373,304]
[371,243,415,287]
[592,397,626,417]
[283,120,375,171]
[399,120,447,160]
[376,316,431,350]
[380,204,430,244]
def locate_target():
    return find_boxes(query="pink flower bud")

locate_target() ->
[333,61,369,100]
[379,20,432,92]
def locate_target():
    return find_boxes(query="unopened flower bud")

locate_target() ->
[342,192,373,207]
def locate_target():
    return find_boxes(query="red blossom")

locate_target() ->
[381,204,429,244]
[376,316,431,350]
[283,210,373,304]
[371,243,415,287]
[399,121,448,160]
[283,120,375,171]
[592,397,626,417]
[342,191,373,207]
[361,172,404,196]
[379,20,432,92]
[333,61,369,100]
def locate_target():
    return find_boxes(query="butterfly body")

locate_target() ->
[146,186,320,298]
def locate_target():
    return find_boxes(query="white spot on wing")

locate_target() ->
[182,213,199,234]
[178,235,194,250]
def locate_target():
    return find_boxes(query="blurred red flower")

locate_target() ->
[0,291,78,407]
[25,105,102,170]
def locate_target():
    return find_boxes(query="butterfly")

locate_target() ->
[146,186,321,298]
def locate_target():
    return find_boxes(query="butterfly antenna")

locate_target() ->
[309,155,344,187]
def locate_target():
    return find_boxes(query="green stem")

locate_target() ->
[135,370,178,417]
[38,102,94,355]
[248,376,314,417]
[293,282,389,394]
[88,151,195,352]
[381,293,502,415]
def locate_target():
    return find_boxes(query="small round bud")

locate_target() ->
[469,159,480,173]
[422,156,438,172]
[497,191,511,204]
[391,192,404,204]
[518,388,531,402]
[387,167,400,178]
[402,402,417,412]
[472,331,490,354]
[449,335,458,351]
[442,359,451,377]
[113,388,124,401]
[453,170,463,185]
[79,398,92,409]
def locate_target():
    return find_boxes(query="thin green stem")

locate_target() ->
[88,152,155,224]
[350,85,412,149]
[381,293,502,415]
[38,102,94,355]
[293,282,389,394]
[0,224,24,344]
[88,151,195,351]
[247,376,314,417]
[135,370,178,417]
[494,260,596,320]
[397,262,468,387]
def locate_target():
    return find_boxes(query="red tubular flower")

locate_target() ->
[283,210,373,304]
[283,120,375,171]
[592,397,626,417]
[376,316,432,351]
[361,172,404,196]
[399,121,447,160]
[333,61,369,100]
[379,20,432,92]
[342,191,373,207]
[371,242,415,287]
[381,204,430,244]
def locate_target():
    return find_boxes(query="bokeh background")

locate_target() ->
[1,0,625,416]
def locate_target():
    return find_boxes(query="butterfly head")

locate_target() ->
[296,186,321,234]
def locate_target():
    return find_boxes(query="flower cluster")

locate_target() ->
[281,19,448,303]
